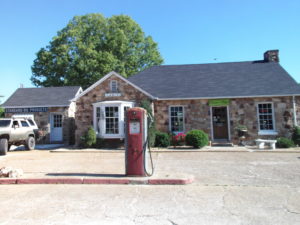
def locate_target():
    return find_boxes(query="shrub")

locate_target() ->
[185,130,209,148]
[0,108,4,118]
[154,131,170,147]
[276,137,294,148]
[292,126,300,146]
[93,138,104,148]
[171,132,186,147]
[140,99,156,147]
[81,127,97,148]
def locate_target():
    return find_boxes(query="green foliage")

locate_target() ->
[0,108,4,118]
[81,127,97,148]
[292,126,300,146]
[154,131,170,148]
[185,130,209,148]
[276,137,295,148]
[93,138,104,148]
[140,99,156,147]
[31,14,163,89]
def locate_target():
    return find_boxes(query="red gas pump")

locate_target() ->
[125,107,153,176]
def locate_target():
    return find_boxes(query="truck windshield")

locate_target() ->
[0,120,11,127]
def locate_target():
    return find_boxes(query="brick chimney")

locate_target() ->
[264,50,279,62]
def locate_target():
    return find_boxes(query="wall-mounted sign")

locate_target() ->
[105,93,122,97]
[209,99,230,107]
[5,107,48,113]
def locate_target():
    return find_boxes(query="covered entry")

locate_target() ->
[212,107,229,140]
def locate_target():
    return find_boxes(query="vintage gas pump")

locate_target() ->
[125,107,153,177]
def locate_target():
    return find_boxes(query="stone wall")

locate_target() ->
[154,99,211,135]
[75,74,151,146]
[154,96,298,144]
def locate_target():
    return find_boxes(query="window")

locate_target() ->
[0,120,11,127]
[53,114,62,128]
[93,101,134,138]
[28,119,35,126]
[105,106,119,134]
[21,121,29,127]
[257,103,275,132]
[169,106,184,133]
[110,80,118,93]
[13,120,20,128]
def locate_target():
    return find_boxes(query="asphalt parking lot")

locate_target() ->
[0,150,300,224]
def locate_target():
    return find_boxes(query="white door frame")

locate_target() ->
[210,105,231,141]
[50,113,63,142]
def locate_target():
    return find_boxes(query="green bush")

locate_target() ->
[81,127,97,148]
[0,108,4,118]
[276,137,294,148]
[185,130,209,148]
[154,131,170,147]
[93,138,104,148]
[140,99,156,147]
[292,126,300,146]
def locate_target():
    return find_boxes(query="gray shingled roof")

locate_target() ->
[2,86,81,107]
[128,61,300,99]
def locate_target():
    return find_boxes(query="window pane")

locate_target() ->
[170,106,184,132]
[105,107,119,134]
[21,121,29,127]
[258,103,274,131]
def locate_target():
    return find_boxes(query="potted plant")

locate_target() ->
[235,124,248,146]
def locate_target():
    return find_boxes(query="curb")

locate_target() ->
[0,177,194,185]
[49,149,300,153]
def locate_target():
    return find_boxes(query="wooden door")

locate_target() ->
[212,107,228,139]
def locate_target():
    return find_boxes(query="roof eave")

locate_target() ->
[156,94,300,101]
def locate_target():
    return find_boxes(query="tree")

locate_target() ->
[0,108,4,118]
[31,14,163,88]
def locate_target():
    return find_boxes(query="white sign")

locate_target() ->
[129,121,140,134]
[105,93,121,97]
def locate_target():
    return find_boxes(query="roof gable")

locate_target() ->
[73,71,155,101]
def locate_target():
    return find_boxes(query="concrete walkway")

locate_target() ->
[0,150,300,224]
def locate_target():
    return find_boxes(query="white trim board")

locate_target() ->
[158,94,300,101]
[3,105,70,108]
[72,71,156,101]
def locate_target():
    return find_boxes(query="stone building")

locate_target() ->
[73,50,300,146]
[2,86,82,144]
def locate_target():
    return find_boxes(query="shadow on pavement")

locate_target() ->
[46,173,126,178]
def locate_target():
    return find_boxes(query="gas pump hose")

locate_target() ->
[143,119,154,177]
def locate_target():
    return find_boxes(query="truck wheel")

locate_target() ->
[25,136,35,150]
[0,139,8,155]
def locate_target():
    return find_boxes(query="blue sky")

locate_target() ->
[0,0,300,102]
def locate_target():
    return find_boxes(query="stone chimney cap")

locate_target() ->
[264,50,279,62]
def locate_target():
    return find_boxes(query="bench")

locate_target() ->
[255,139,277,150]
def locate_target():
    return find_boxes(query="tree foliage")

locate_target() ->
[0,108,4,118]
[31,14,163,88]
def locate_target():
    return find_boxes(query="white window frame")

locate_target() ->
[110,80,118,93]
[93,101,134,139]
[168,105,185,134]
[256,102,277,135]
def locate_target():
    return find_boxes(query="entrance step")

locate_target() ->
[212,140,234,147]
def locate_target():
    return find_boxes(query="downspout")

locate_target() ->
[293,96,298,127]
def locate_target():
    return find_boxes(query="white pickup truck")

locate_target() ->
[0,117,36,155]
